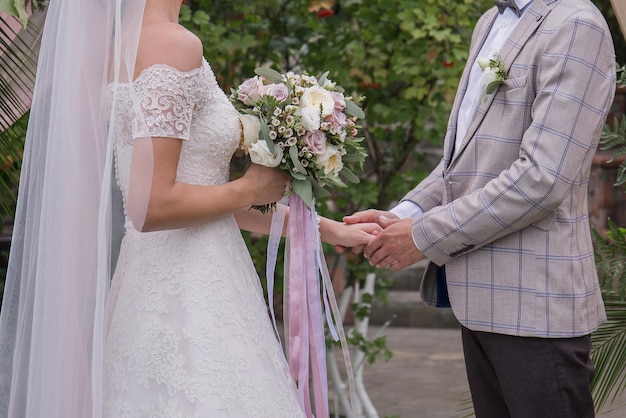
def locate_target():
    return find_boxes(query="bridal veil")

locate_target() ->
[0,0,154,416]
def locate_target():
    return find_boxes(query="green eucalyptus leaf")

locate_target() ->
[259,121,274,153]
[324,175,347,188]
[290,171,307,181]
[345,100,365,120]
[317,71,329,86]
[311,180,331,199]
[293,179,313,208]
[340,167,360,184]
[485,80,503,95]
[289,145,307,174]
[254,67,283,84]
[342,153,362,163]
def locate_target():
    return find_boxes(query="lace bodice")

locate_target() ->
[103,61,304,417]
[110,59,240,207]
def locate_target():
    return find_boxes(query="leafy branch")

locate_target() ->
[590,63,626,412]
[600,117,626,188]
[590,296,626,411]
[617,64,626,87]
[593,219,626,300]
[346,330,393,365]
[598,65,626,187]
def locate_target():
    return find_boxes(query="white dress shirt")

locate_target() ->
[390,0,532,220]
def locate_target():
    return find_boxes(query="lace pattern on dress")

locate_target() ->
[104,60,305,417]
[132,62,211,141]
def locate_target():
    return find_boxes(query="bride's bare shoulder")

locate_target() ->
[135,22,203,77]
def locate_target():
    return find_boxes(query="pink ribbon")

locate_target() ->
[287,194,328,417]
[265,195,356,417]
[266,203,287,343]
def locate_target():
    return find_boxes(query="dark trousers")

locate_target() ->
[461,326,596,418]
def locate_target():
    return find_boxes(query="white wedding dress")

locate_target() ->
[103,60,305,418]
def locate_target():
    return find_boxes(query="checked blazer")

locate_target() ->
[404,0,616,337]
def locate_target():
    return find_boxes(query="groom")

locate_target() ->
[344,0,616,416]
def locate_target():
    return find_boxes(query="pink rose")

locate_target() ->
[237,76,263,105]
[331,91,346,110]
[260,83,289,102]
[303,130,327,155]
[325,109,347,129]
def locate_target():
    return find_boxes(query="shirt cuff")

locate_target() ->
[390,201,424,219]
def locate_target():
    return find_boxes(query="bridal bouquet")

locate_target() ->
[230,68,366,212]
[231,68,366,416]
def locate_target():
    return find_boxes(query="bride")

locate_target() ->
[0,0,379,417]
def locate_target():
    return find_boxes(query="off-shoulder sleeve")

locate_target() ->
[131,65,201,141]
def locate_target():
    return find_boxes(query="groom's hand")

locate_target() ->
[364,217,424,271]
[335,210,399,254]
[343,209,397,226]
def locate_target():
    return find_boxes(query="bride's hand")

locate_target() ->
[319,218,382,248]
[241,163,290,207]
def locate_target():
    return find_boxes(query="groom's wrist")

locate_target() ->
[390,201,424,219]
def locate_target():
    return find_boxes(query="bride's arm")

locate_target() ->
[320,216,381,247]
[138,138,288,232]
[129,25,288,232]
[234,205,381,248]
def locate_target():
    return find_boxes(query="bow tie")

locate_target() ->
[493,0,521,17]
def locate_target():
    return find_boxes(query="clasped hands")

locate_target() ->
[336,209,425,272]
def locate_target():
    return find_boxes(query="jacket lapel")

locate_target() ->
[449,0,554,167]
[444,11,498,167]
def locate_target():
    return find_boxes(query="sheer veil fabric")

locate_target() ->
[0,1,150,417]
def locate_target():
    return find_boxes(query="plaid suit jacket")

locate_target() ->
[405,0,616,337]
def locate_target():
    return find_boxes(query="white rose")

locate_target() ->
[239,114,261,152]
[476,57,490,71]
[300,86,335,117]
[315,144,343,175]
[299,106,321,131]
[249,140,283,168]
[479,67,498,88]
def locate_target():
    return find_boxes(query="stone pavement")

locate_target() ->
[356,327,470,418]
[328,261,626,418]
[352,326,626,418]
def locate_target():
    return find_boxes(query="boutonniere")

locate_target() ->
[477,53,508,101]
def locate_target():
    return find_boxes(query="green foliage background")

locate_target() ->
[0,0,625,413]
[179,0,492,293]
[590,65,626,413]
[181,0,491,209]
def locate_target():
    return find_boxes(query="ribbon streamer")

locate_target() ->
[265,195,357,417]
[287,195,319,416]
[265,203,287,343]
[310,205,359,415]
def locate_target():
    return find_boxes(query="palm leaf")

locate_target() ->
[592,220,626,412]
[0,9,45,130]
[600,117,626,187]
[591,298,626,412]
[0,112,27,219]
[0,8,45,220]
